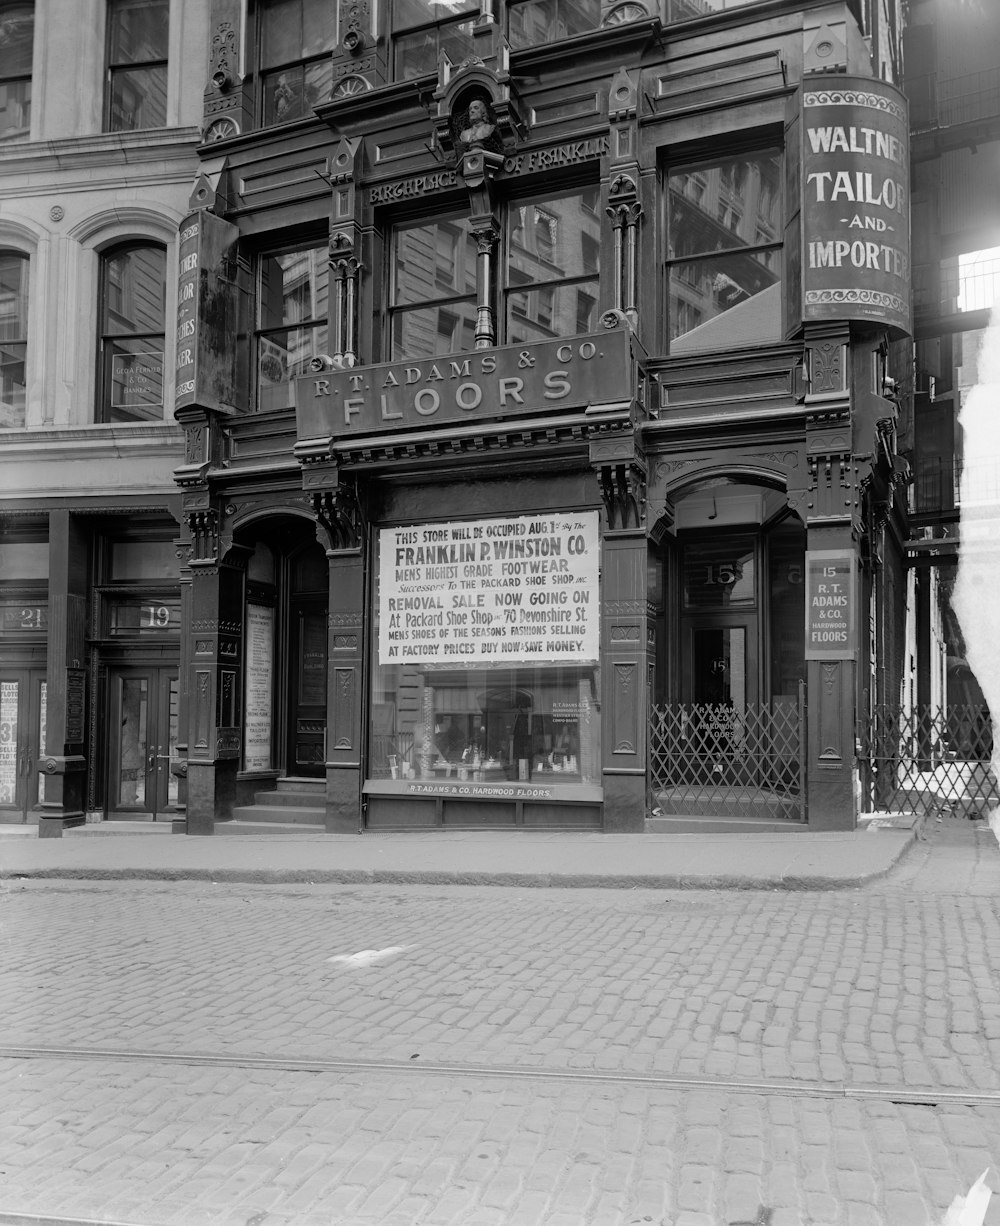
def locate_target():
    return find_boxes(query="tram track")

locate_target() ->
[2,1042,999,1111]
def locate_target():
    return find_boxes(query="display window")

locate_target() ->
[368,511,602,798]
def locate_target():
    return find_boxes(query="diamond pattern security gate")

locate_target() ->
[649,683,806,822]
[858,705,998,820]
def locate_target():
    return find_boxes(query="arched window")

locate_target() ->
[98,241,166,422]
[0,249,28,427]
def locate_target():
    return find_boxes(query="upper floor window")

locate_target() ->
[105,0,169,132]
[0,250,27,427]
[507,0,600,50]
[389,216,478,360]
[98,242,166,422]
[506,186,601,345]
[667,0,765,17]
[259,0,336,126]
[388,184,601,360]
[255,245,328,412]
[666,150,781,354]
[393,0,476,81]
[0,4,32,140]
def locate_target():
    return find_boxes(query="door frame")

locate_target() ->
[106,664,178,820]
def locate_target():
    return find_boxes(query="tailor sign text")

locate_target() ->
[801,76,911,335]
[295,330,631,440]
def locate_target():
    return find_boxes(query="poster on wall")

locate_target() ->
[378,512,600,666]
[244,604,274,771]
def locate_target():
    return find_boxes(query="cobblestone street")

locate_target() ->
[2,819,1000,1225]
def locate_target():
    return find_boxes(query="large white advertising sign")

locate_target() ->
[379,512,600,666]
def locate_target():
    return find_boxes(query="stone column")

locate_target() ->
[37,510,87,836]
[326,548,365,831]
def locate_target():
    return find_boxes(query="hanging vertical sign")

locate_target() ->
[801,76,911,335]
[804,550,856,660]
[174,210,240,414]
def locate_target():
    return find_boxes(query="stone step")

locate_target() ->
[216,820,326,835]
[231,804,326,825]
[254,788,326,808]
[274,777,325,795]
[645,814,809,834]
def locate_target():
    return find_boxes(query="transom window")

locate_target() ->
[666,150,782,354]
[0,250,27,427]
[0,3,32,140]
[392,0,476,81]
[255,245,329,412]
[105,0,169,132]
[98,242,167,422]
[258,0,337,126]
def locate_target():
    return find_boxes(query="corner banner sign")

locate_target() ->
[801,75,911,335]
[379,512,600,666]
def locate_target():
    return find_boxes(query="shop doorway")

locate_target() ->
[0,668,46,823]
[107,666,178,819]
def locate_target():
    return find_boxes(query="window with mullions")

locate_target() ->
[666,150,781,355]
[105,0,168,132]
[0,250,27,427]
[259,0,336,126]
[389,217,478,361]
[392,0,476,81]
[667,0,764,18]
[98,243,166,422]
[507,0,600,50]
[506,186,601,346]
[0,4,32,141]
[255,246,328,412]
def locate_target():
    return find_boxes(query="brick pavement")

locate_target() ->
[0,818,998,1224]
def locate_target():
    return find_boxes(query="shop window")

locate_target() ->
[98,242,166,422]
[258,0,336,126]
[369,514,602,791]
[105,0,168,132]
[507,0,600,49]
[389,216,477,361]
[666,150,782,354]
[0,250,27,427]
[255,244,328,412]
[392,0,476,81]
[0,4,32,140]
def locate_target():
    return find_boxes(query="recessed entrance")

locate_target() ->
[107,665,178,819]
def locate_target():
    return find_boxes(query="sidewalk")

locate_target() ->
[0,816,921,889]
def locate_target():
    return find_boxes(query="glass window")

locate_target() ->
[389,217,478,361]
[0,250,27,427]
[667,0,765,18]
[255,245,328,412]
[105,0,169,132]
[505,186,601,345]
[98,242,166,422]
[507,0,600,49]
[259,0,336,125]
[682,536,756,609]
[666,151,782,354]
[0,4,32,140]
[369,516,601,789]
[392,0,476,81]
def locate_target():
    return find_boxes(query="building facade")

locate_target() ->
[0,0,206,833]
[4,0,932,836]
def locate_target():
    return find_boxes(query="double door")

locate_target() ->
[108,666,178,819]
[0,669,46,822]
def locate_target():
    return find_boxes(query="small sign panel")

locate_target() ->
[804,550,856,660]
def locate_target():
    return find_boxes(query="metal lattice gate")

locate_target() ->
[649,683,806,822]
[858,705,998,819]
